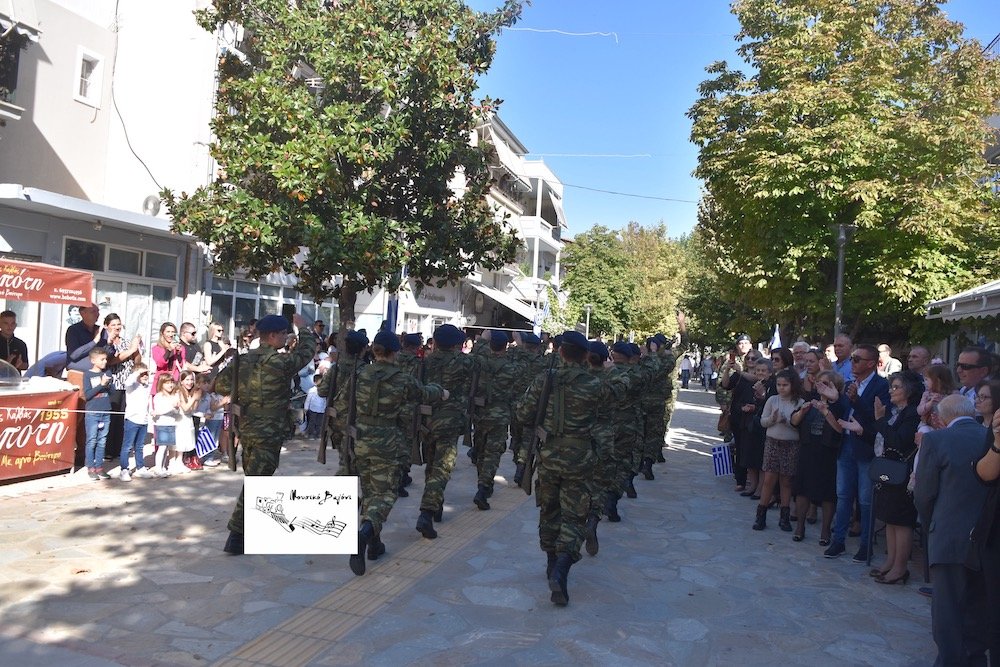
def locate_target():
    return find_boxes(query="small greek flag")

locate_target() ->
[195,426,218,458]
[712,444,733,477]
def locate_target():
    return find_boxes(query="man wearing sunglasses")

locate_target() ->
[956,347,992,401]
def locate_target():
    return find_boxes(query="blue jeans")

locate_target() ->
[85,411,110,469]
[680,370,690,388]
[120,419,147,470]
[832,437,873,545]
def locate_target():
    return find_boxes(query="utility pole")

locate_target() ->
[584,303,592,339]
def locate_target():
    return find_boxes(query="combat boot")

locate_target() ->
[656,450,666,463]
[350,521,374,576]
[433,507,443,522]
[367,534,386,561]
[223,530,244,555]
[640,457,655,480]
[545,551,557,578]
[473,486,491,510]
[626,475,638,499]
[397,479,409,498]
[753,505,767,531]
[548,553,572,606]
[605,495,621,523]
[778,506,793,532]
[416,510,437,539]
[513,462,526,486]
[584,515,600,556]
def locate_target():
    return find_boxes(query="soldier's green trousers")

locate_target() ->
[227,435,283,534]
[356,424,404,534]
[419,429,460,513]
[589,429,616,516]
[641,401,666,460]
[475,421,509,490]
[537,437,595,562]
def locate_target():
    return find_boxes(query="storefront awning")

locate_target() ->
[0,0,41,41]
[469,282,537,322]
[0,258,92,305]
[487,126,530,190]
[926,279,1000,321]
[548,190,567,229]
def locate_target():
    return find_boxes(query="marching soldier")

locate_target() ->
[509,332,547,485]
[415,324,473,538]
[395,333,424,497]
[469,330,523,510]
[324,330,369,475]
[608,341,644,517]
[515,330,606,606]
[350,331,447,576]
[217,314,316,555]
[638,337,664,480]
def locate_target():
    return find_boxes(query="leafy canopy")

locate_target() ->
[688,0,1000,340]
[163,0,525,314]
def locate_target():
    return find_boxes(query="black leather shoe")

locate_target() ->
[350,521,373,576]
[474,486,490,510]
[549,554,572,606]
[416,510,437,539]
[223,530,244,555]
[584,515,599,556]
[513,463,526,486]
[367,537,386,561]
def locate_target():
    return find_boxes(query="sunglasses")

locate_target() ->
[956,363,986,371]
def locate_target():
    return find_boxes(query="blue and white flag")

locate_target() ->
[195,426,218,458]
[712,444,733,477]
[768,324,782,350]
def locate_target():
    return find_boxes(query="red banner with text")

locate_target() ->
[0,258,93,305]
[0,390,79,482]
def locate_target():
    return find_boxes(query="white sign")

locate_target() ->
[244,476,359,554]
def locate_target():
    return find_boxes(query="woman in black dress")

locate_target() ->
[870,370,923,584]
[721,352,762,496]
[790,369,847,545]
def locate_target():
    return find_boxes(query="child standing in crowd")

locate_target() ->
[151,375,180,477]
[172,370,201,472]
[753,368,805,531]
[194,374,225,466]
[83,348,113,480]
[303,372,326,439]
[120,363,153,480]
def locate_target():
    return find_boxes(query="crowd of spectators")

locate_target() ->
[711,333,1000,665]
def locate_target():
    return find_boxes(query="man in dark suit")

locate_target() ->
[915,394,990,667]
[825,343,891,561]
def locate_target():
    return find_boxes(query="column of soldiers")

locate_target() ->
[217,312,684,607]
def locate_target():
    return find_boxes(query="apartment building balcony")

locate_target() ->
[517,215,564,252]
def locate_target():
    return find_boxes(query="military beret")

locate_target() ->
[561,330,588,351]
[611,341,633,358]
[736,334,751,343]
[589,341,609,360]
[520,332,541,345]
[627,343,641,357]
[256,314,290,334]
[654,333,668,347]
[346,330,369,347]
[373,330,400,352]
[402,333,423,348]
[433,323,466,348]
[490,330,510,343]
[553,334,563,348]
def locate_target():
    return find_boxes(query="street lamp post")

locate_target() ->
[833,223,853,336]
[584,303,592,339]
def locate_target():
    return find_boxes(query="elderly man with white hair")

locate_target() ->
[915,394,990,667]
[791,340,810,378]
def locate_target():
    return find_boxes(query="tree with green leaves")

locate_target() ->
[620,222,687,340]
[688,0,1000,341]
[163,0,524,331]
[561,225,635,338]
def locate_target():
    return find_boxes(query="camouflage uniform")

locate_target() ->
[588,363,629,517]
[515,359,604,563]
[419,347,473,516]
[640,349,666,464]
[395,347,422,483]
[659,346,677,460]
[470,339,523,502]
[327,349,367,475]
[217,330,316,536]
[354,359,444,535]
[509,345,548,466]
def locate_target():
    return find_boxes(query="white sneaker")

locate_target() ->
[203,458,221,467]
[133,467,153,479]
[153,468,171,478]
[119,469,132,482]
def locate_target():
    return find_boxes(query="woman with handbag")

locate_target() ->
[870,370,923,584]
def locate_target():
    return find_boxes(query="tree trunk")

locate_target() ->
[336,281,359,350]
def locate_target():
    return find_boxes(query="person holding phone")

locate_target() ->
[0,310,29,373]
[66,303,107,371]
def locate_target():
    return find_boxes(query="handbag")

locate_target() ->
[868,456,909,486]
[717,408,731,434]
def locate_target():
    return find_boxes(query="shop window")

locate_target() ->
[65,238,104,271]
[144,252,176,280]
[108,248,141,275]
[212,278,234,292]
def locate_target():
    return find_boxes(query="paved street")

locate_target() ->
[0,388,935,666]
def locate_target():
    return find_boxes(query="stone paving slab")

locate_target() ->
[0,388,936,666]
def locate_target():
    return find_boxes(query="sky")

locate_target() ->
[467,0,999,239]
